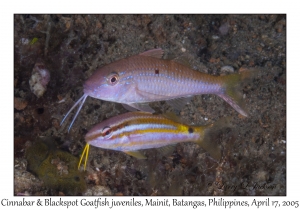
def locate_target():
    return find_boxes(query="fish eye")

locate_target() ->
[102,126,112,137]
[107,72,119,86]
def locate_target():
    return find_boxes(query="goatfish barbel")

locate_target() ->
[61,48,256,131]
[78,111,230,170]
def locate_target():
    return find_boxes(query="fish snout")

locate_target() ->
[83,80,94,93]
[83,79,102,98]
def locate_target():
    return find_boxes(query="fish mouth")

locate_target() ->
[83,81,108,96]
[82,82,93,93]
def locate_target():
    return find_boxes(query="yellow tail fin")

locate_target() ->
[195,117,232,160]
[218,68,259,116]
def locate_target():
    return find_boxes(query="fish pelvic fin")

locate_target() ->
[218,68,259,117]
[195,117,233,160]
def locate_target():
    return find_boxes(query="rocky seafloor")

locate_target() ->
[14,14,286,196]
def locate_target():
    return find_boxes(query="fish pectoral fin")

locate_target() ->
[135,88,167,100]
[127,86,191,113]
[126,103,155,113]
[166,96,192,111]
[124,151,147,159]
[139,48,164,59]
[162,112,186,124]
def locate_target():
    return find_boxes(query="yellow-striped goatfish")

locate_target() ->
[78,112,229,170]
[61,48,255,131]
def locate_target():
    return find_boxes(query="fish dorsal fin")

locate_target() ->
[139,48,164,59]
[162,112,191,126]
[172,56,191,68]
[124,151,147,159]
[162,112,183,123]
[166,96,192,111]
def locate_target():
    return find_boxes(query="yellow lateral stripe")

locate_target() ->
[86,115,185,141]
[112,127,191,148]
[123,125,189,135]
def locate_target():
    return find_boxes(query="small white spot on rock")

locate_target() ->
[29,60,50,98]
[221,65,235,73]
[212,35,219,40]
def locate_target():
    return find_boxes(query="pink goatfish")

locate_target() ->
[78,111,230,170]
[61,48,255,131]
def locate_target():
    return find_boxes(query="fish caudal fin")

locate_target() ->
[195,117,232,160]
[218,68,259,117]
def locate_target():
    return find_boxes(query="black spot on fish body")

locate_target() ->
[188,127,194,134]
[155,68,159,75]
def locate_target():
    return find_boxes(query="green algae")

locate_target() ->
[25,138,86,195]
